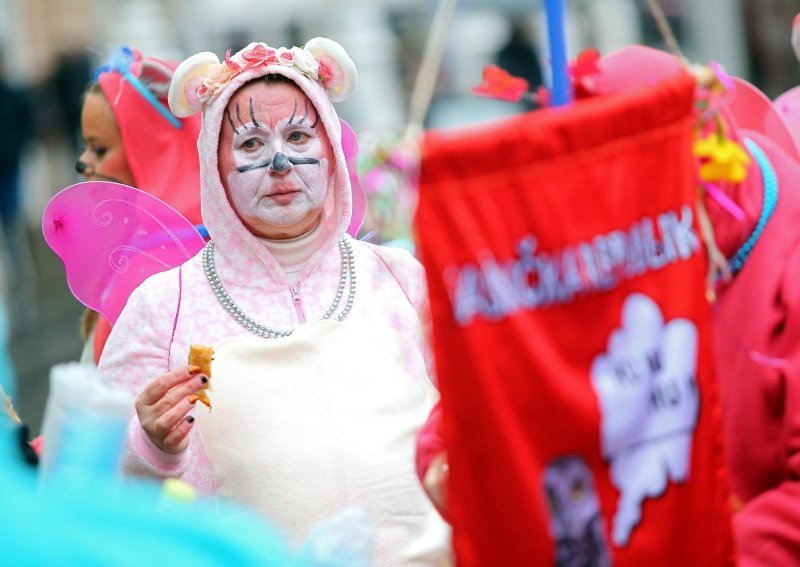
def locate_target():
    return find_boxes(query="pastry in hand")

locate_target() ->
[188,344,214,410]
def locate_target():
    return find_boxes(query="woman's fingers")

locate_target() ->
[135,366,206,453]
[157,372,209,411]
[162,414,196,453]
[149,396,196,442]
[137,365,200,406]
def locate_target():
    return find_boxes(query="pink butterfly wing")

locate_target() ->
[42,181,205,325]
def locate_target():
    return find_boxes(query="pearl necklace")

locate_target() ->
[727,138,778,276]
[202,238,356,338]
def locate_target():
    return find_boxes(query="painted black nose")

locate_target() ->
[270,152,291,173]
[75,160,88,174]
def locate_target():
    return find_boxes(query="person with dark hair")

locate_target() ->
[496,20,543,97]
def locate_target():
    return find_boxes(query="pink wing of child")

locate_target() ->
[42,181,206,325]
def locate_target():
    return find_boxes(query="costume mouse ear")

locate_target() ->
[168,52,220,117]
[305,37,357,103]
[139,57,177,99]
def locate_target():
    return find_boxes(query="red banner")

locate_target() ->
[416,73,734,566]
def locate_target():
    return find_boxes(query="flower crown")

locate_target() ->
[169,37,357,118]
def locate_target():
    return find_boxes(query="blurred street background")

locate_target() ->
[0,0,797,434]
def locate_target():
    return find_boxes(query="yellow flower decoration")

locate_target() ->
[693,134,751,183]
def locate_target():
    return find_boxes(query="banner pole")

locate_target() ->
[544,0,573,106]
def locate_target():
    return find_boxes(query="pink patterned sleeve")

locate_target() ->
[368,244,445,485]
[367,243,438,383]
[97,269,216,495]
[405,259,439,385]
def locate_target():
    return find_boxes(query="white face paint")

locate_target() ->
[218,80,333,239]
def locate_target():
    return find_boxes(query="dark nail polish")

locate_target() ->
[187,415,195,423]
[200,375,208,384]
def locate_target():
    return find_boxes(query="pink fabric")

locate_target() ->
[131,417,188,473]
[415,401,449,522]
[97,49,434,497]
[93,316,111,366]
[98,52,203,226]
[708,130,800,565]
[415,402,443,485]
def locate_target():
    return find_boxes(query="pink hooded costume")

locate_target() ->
[96,49,203,227]
[97,38,449,564]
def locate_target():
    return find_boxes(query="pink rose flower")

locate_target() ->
[277,48,295,66]
[224,49,242,73]
[317,60,333,83]
[242,44,277,68]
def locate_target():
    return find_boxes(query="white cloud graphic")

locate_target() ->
[590,293,699,546]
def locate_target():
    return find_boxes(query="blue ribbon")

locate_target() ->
[94,47,182,129]
[726,138,778,276]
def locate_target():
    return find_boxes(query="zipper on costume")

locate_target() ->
[289,284,306,324]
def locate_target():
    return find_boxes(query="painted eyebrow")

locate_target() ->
[287,99,297,124]
[291,100,319,128]
[309,104,319,128]
[298,100,309,124]
[225,108,239,134]
[249,97,260,127]
[235,102,246,129]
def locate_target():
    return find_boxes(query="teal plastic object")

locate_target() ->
[0,424,306,567]
[0,422,302,566]
[0,349,302,566]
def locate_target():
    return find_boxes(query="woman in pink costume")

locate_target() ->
[97,38,449,564]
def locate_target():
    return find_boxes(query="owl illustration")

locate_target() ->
[543,456,611,567]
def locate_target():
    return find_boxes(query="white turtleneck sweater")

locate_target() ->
[258,220,328,283]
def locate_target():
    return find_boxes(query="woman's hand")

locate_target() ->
[424,451,449,520]
[135,366,205,454]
